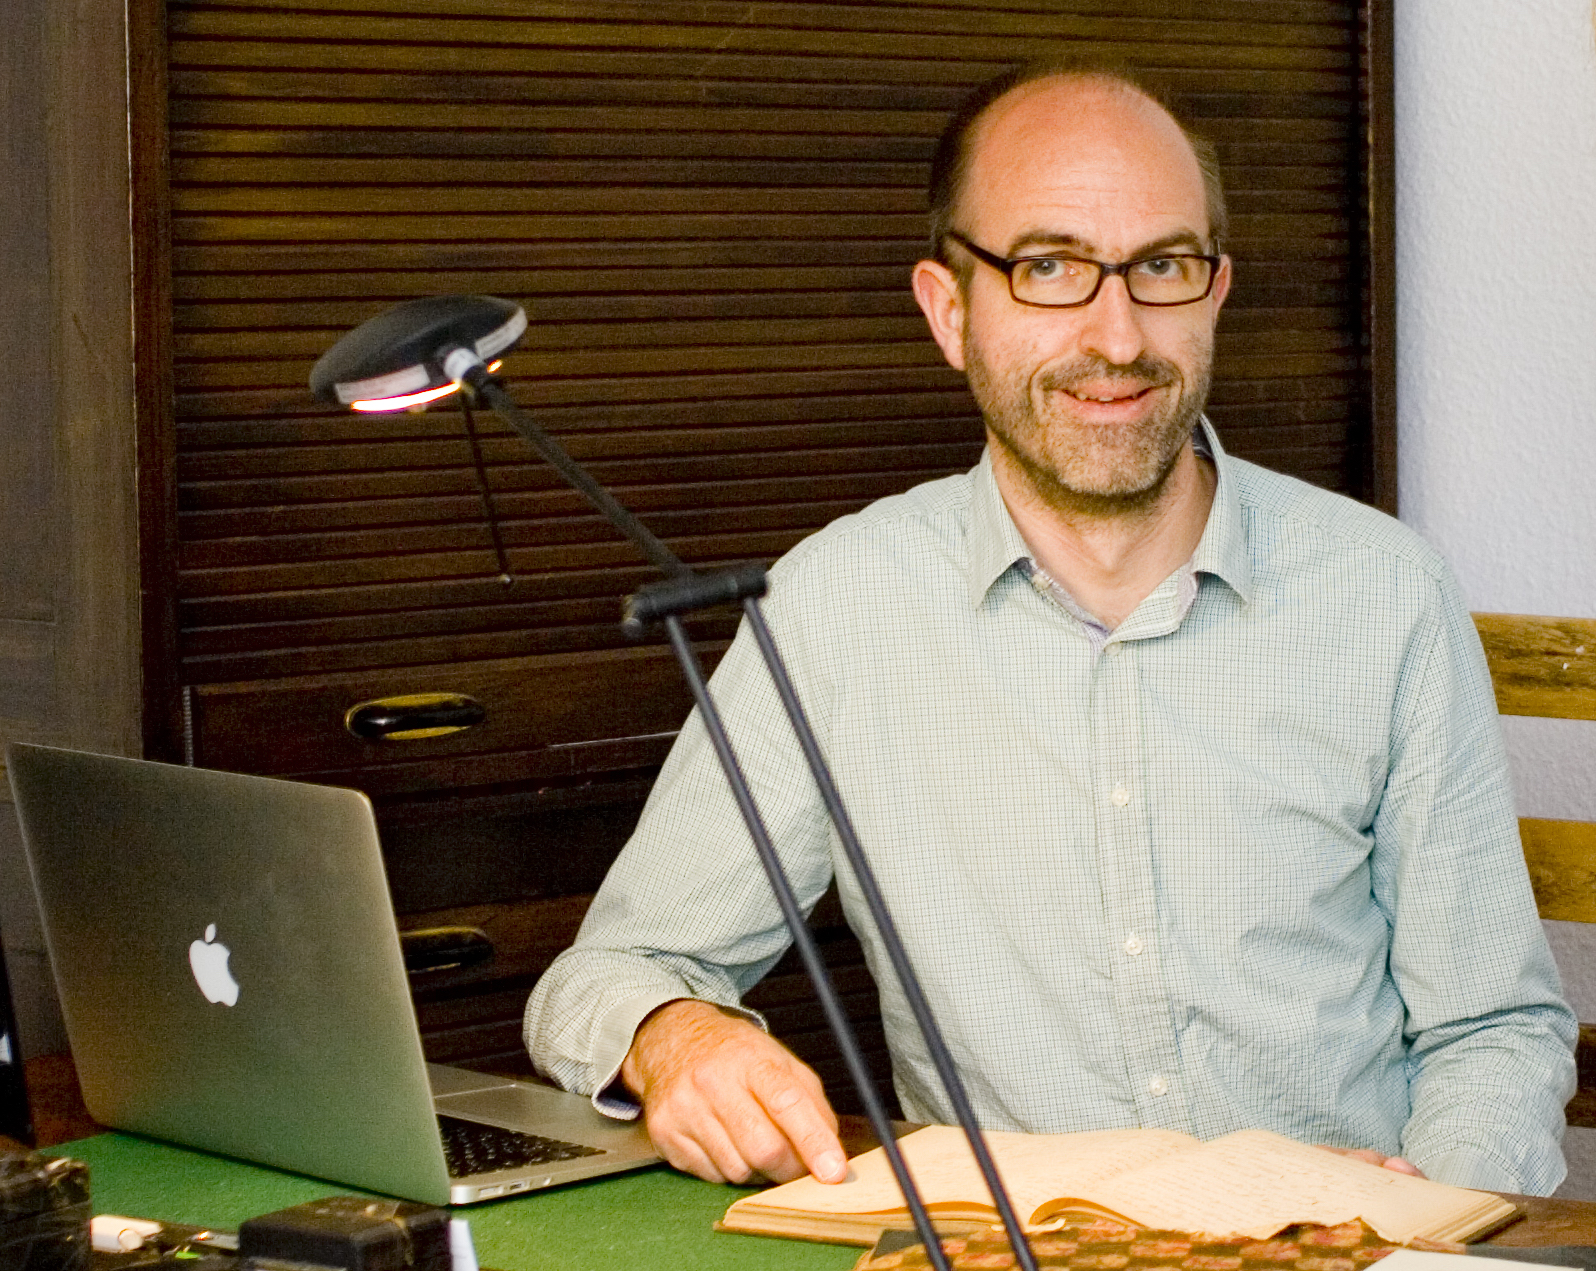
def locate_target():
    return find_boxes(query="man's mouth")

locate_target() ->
[1063,384,1159,405]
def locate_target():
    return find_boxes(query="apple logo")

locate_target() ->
[188,924,239,1006]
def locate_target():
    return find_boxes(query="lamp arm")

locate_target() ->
[446,346,1037,1271]
[453,358,690,580]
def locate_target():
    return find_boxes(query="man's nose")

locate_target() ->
[1076,275,1148,367]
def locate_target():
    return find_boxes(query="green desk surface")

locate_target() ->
[59,1133,861,1271]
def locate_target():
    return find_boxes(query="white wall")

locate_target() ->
[1396,3,1596,821]
[1396,0,1596,1195]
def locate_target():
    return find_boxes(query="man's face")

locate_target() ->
[923,79,1231,513]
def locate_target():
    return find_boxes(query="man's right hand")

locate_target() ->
[620,998,848,1186]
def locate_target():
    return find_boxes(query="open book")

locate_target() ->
[719,1126,1517,1248]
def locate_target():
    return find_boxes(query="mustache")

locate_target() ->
[1039,355,1180,393]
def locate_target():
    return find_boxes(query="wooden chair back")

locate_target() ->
[1473,614,1596,922]
[1474,613,1596,1126]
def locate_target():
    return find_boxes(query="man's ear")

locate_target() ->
[1210,254,1233,316]
[911,258,968,372]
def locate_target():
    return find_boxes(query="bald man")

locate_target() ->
[525,62,1576,1196]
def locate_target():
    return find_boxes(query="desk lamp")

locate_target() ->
[311,296,1039,1271]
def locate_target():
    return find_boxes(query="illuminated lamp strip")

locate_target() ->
[350,361,502,413]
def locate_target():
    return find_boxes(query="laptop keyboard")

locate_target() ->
[437,1114,606,1178]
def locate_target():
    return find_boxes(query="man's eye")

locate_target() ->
[1137,257,1179,278]
[1020,257,1083,281]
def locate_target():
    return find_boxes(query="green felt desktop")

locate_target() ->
[61,1132,858,1271]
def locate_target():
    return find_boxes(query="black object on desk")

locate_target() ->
[240,1198,450,1271]
[0,934,34,1147]
[0,1149,90,1271]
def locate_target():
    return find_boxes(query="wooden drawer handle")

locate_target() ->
[344,692,486,742]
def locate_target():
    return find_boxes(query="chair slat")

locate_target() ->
[1474,613,1596,721]
[1522,818,1596,924]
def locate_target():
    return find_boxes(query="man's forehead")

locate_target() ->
[960,76,1210,248]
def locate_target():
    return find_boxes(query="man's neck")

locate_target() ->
[990,437,1217,630]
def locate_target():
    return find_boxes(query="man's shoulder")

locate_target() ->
[771,468,977,581]
[1229,456,1451,585]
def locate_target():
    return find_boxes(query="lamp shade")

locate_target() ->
[309,295,527,409]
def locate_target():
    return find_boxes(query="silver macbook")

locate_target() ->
[7,743,659,1205]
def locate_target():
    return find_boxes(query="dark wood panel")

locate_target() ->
[0,0,56,626]
[167,8,1353,65]
[166,129,1350,168]
[179,469,956,539]
[179,319,1350,364]
[154,1,1384,965]
[173,334,1347,393]
[165,68,1355,112]
[190,644,702,775]
[181,0,1349,26]
[168,259,1350,304]
[177,497,885,571]
[177,397,982,461]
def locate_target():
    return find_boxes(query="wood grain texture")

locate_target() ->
[1474,613,1596,721]
[1521,819,1596,925]
[152,2,1393,1012]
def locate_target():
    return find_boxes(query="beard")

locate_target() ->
[964,337,1214,518]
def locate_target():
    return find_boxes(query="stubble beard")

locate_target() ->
[964,337,1214,520]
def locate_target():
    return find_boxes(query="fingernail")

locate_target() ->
[816,1151,846,1181]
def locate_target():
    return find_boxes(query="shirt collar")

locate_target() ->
[965,416,1254,609]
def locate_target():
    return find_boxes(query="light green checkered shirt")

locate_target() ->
[525,421,1576,1194]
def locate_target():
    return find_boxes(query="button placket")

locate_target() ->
[1090,636,1189,1129]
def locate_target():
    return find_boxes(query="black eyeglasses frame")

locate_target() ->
[946,231,1222,309]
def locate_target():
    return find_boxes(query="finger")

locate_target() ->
[644,1087,758,1185]
[1315,1145,1387,1168]
[749,1061,847,1182]
[714,1085,811,1182]
[1382,1156,1424,1177]
[650,1109,753,1185]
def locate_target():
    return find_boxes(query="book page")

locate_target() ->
[1084,1129,1505,1241]
[735,1124,1201,1224]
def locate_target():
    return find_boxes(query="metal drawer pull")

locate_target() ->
[344,692,486,741]
[400,926,495,975]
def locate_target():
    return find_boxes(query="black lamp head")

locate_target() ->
[309,295,527,412]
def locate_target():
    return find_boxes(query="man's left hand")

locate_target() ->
[1316,1145,1426,1177]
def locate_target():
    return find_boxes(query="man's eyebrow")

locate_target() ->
[1006,229,1210,258]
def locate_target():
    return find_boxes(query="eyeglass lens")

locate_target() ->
[1012,255,1213,306]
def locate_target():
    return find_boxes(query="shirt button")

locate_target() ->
[1124,933,1143,956]
[1111,784,1130,807]
[1147,1075,1168,1097]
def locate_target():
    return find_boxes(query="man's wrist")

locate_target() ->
[622,998,760,1099]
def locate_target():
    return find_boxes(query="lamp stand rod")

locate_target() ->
[458,360,1038,1271]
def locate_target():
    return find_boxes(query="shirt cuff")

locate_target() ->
[585,989,768,1121]
[1412,1144,1531,1194]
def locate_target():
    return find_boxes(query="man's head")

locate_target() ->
[912,64,1232,518]
[928,60,1229,279]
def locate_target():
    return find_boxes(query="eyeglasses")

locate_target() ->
[946,231,1221,309]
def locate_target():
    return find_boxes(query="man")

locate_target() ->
[525,62,1576,1196]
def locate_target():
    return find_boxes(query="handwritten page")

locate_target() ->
[750,1124,1200,1224]
[1085,1129,1505,1241]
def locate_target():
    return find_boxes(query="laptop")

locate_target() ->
[6,743,660,1205]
